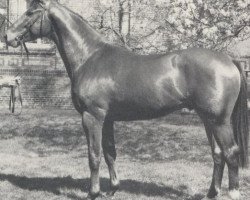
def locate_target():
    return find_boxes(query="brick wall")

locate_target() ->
[0,49,74,109]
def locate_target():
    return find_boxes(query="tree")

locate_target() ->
[91,0,250,53]
[159,0,250,51]
[91,0,133,48]
[0,0,7,42]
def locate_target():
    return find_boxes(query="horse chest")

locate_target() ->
[71,77,115,112]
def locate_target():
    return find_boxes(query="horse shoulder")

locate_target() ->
[72,71,116,113]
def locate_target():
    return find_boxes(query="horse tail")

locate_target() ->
[232,60,249,168]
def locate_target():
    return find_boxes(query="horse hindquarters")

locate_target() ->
[199,61,248,200]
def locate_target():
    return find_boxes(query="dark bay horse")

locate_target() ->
[4,0,249,199]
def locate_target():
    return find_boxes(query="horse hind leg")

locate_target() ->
[102,119,120,196]
[204,121,225,199]
[204,119,240,200]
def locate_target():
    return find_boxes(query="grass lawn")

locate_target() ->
[0,108,249,200]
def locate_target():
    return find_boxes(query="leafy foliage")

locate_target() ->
[91,0,250,53]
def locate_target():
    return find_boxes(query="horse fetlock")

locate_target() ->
[111,179,120,191]
[88,183,101,199]
[228,189,241,200]
[103,178,119,197]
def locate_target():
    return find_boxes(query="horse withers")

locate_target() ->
[4,0,249,199]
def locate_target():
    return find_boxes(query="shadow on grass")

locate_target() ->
[22,122,211,163]
[0,174,204,200]
[0,111,210,163]
[25,126,85,153]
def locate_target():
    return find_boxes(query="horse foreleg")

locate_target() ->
[204,122,225,198]
[102,119,120,196]
[82,111,104,199]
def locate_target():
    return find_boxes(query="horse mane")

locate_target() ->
[58,3,104,42]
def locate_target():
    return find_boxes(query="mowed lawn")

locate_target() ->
[0,109,249,200]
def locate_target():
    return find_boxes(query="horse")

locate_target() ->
[4,0,249,199]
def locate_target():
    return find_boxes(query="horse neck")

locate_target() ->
[48,4,104,80]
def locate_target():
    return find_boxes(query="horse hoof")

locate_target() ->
[106,183,120,197]
[86,192,101,200]
[207,187,220,199]
[106,190,117,197]
[228,190,241,200]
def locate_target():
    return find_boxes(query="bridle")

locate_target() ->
[14,2,48,55]
[0,2,49,57]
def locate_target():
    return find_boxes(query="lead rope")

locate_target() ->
[22,42,30,60]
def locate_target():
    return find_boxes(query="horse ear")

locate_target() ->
[36,0,51,7]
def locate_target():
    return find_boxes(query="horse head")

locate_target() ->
[4,0,54,47]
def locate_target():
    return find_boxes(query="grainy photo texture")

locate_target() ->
[0,0,250,200]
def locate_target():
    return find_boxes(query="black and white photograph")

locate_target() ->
[0,0,249,199]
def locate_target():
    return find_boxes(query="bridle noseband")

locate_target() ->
[15,3,48,44]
